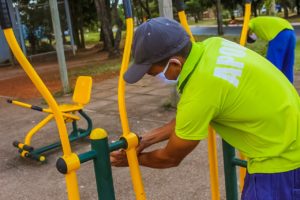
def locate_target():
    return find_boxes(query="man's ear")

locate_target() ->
[169,57,183,68]
[169,58,182,66]
[168,57,183,76]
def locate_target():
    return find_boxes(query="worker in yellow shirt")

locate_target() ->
[247,16,296,83]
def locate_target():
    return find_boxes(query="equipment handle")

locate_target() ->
[122,0,132,19]
[0,0,12,29]
[175,0,185,12]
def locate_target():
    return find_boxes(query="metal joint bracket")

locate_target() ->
[56,153,80,174]
[121,132,139,150]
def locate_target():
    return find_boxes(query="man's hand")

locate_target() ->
[110,137,148,167]
[110,150,128,167]
[110,118,175,167]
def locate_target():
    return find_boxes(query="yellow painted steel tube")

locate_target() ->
[10,100,80,120]
[11,100,32,109]
[178,11,195,42]
[178,11,220,200]
[24,114,54,145]
[238,3,251,190]
[207,127,220,200]
[118,18,146,200]
[4,29,80,200]
[240,3,251,46]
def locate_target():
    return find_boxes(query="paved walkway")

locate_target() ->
[1,71,300,200]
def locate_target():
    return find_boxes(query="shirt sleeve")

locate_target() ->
[175,98,219,140]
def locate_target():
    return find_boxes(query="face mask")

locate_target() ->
[249,33,257,41]
[156,58,180,84]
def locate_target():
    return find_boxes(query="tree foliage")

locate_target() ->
[185,0,212,22]
[16,0,56,54]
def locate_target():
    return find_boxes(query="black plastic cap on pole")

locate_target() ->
[0,0,12,29]
[122,0,132,19]
[175,0,185,12]
[245,0,252,3]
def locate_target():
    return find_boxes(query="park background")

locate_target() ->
[0,0,300,200]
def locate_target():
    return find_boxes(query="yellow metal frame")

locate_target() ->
[178,9,220,200]
[4,28,81,200]
[238,2,252,190]
[118,18,147,200]
[10,76,92,149]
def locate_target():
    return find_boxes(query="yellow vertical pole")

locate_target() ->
[4,29,80,200]
[177,8,220,200]
[118,17,146,199]
[178,11,195,42]
[207,127,220,200]
[238,2,252,190]
[240,3,252,46]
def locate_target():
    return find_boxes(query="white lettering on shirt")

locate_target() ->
[213,41,246,87]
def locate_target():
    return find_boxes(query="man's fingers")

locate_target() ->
[110,150,129,167]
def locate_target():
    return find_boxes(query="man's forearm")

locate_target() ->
[141,118,175,148]
[138,149,180,169]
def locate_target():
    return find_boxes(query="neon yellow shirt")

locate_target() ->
[175,38,300,174]
[248,16,294,41]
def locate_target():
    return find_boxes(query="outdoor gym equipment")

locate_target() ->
[175,1,220,199]
[1,0,145,199]
[8,76,93,162]
[59,0,147,198]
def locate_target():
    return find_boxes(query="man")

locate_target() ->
[247,16,296,83]
[111,17,300,199]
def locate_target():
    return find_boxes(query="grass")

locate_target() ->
[188,19,217,26]
[68,58,122,78]
[84,32,101,45]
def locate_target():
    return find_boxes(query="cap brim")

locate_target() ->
[123,62,152,84]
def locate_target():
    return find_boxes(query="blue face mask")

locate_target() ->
[156,59,180,84]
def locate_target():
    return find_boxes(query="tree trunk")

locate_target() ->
[283,5,289,18]
[216,0,223,35]
[266,0,276,16]
[111,0,123,55]
[69,0,82,48]
[252,0,259,17]
[138,0,151,18]
[132,0,143,24]
[297,0,300,15]
[94,0,114,55]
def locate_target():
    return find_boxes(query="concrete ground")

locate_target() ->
[1,72,300,200]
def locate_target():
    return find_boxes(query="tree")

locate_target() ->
[17,0,55,54]
[264,0,276,15]
[186,0,201,23]
[221,0,243,20]
[94,0,114,55]
[252,0,263,17]
[216,0,223,35]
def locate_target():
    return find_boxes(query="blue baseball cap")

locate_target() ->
[124,17,190,83]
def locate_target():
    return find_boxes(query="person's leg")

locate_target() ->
[266,33,286,71]
[241,172,258,200]
[293,168,300,199]
[266,30,294,83]
[241,168,300,200]
[281,31,296,83]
